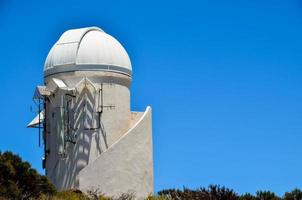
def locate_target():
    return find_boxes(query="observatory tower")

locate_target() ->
[28,27,153,198]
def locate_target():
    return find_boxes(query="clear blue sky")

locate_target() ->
[0,0,302,196]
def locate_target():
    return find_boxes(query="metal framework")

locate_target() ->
[28,78,116,163]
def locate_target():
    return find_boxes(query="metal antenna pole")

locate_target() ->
[38,98,41,147]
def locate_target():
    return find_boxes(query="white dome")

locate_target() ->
[44,27,132,77]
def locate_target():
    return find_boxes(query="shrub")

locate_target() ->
[240,193,257,200]
[255,191,281,200]
[284,189,302,200]
[158,185,239,200]
[0,151,56,199]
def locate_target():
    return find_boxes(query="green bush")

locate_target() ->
[158,185,239,200]
[240,193,257,200]
[0,151,56,199]
[51,190,89,200]
[284,189,302,200]
[255,191,281,200]
[1,150,302,200]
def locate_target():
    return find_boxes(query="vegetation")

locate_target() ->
[157,187,302,200]
[33,188,302,200]
[0,151,302,200]
[0,151,55,199]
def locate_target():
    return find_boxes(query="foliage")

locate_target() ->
[158,185,239,200]
[36,191,171,200]
[1,151,302,200]
[255,191,281,200]
[0,151,56,199]
[146,195,170,200]
[283,189,302,200]
[239,193,257,200]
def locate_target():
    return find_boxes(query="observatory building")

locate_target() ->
[28,27,153,198]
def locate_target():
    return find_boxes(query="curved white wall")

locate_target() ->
[79,107,153,198]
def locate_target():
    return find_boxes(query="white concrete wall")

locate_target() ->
[79,107,153,199]
[43,71,153,199]
[44,71,132,189]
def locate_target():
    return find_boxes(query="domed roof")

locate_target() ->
[44,27,132,77]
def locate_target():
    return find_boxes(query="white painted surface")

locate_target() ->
[44,27,132,77]
[52,78,67,88]
[79,107,153,199]
[44,72,132,189]
[27,110,44,128]
[34,27,153,199]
